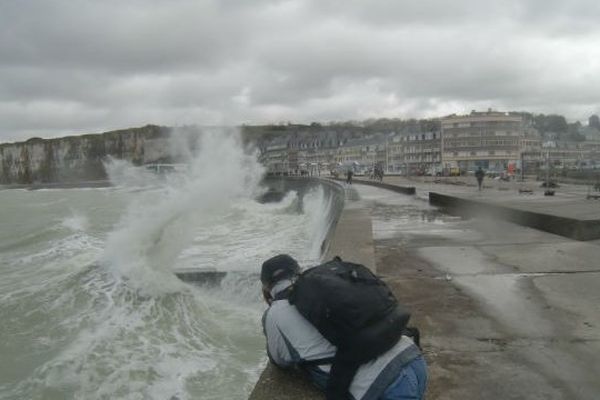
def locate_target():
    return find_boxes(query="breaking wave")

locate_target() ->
[0,128,339,400]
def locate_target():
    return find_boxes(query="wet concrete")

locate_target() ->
[324,186,375,270]
[249,182,372,400]
[249,178,600,399]
[343,176,600,240]
[429,191,600,240]
[331,177,416,195]
[356,184,600,400]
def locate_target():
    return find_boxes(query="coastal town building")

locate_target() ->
[260,136,290,175]
[335,136,388,174]
[543,141,600,170]
[400,131,442,175]
[258,129,347,176]
[258,111,600,177]
[579,125,600,141]
[440,110,541,174]
[386,135,404,173]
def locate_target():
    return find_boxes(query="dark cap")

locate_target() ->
[260,254,300,287]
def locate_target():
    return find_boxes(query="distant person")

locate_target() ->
[475,167,485,191]
[346,169,353,185]
[377,166,384,182]
[260,254,427,400]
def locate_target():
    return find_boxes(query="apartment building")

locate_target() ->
[259,129,344,175]
[260,136,289,175]
[441,110,541,173]
[386,135,404,173]
[385,132,442,174]
[542,141,600,169]
[403,131,442,175]
[335,136,385,172]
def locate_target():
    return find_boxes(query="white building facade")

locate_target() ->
[441,111,541,173]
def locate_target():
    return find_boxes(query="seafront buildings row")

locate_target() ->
[258,110,600,177]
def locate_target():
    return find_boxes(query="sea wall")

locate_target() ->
[429,192,600,241]
[332,176,416,195]
[262,176,346,256]
[249,178,375,400]
[0,125,174,184]
[175,177,344,286]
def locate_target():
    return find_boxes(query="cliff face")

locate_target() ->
[0,125,174,184]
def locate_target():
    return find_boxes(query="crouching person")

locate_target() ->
[260,254,428,400]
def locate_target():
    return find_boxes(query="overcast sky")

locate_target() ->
[1,0,599,142]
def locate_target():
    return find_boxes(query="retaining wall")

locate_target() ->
[332,177,416,195]
[248,178,374,400]
[429,192,600,241]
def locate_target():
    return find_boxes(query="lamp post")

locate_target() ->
[385,137,389,173]
[542,141,556,196]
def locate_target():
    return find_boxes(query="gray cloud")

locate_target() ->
[1,0,599,141]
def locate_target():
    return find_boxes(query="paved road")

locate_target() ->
[353,184,600,400]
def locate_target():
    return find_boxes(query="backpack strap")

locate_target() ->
[326,351,361,400]
[300,357,336,367]
[273,286,293,301]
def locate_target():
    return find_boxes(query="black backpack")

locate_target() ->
[288,257,411,400]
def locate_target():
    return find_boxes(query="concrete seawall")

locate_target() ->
[250,176,600,399]
[332,176,416,195]
[429,191,600,241]
[248,178,375,400]
[333,175,600,241]
[261,176,347,257]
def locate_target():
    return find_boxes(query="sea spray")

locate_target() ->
[0,134,340,399]
[61,212,89,232]
[103,156,160,189]
[302,186,335,261]
[101,128,264,294]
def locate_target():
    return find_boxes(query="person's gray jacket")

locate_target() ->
[262,281,422,400]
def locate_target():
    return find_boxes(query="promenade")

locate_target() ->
[351,177,600,399]
[251,176,600,399]
[375,174,600,221]
[365,175,600,241]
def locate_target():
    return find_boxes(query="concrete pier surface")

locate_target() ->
[354,183,600,400]
[373,174,600,219]
[355,175,600,241]
[250,178,600,399]
[249,184,372,400]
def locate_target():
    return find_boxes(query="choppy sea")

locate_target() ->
[0,132,335,399]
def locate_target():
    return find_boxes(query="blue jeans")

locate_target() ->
[380,356,428,400]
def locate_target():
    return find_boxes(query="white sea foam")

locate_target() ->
[1,129,339,400]
[61,213,89,232]
[302,186,335,261]
[104,156,161,189]
[101,128,264,295]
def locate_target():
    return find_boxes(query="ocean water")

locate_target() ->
[0,132,335,400]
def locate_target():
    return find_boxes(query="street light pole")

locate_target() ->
[385,138,389,173]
